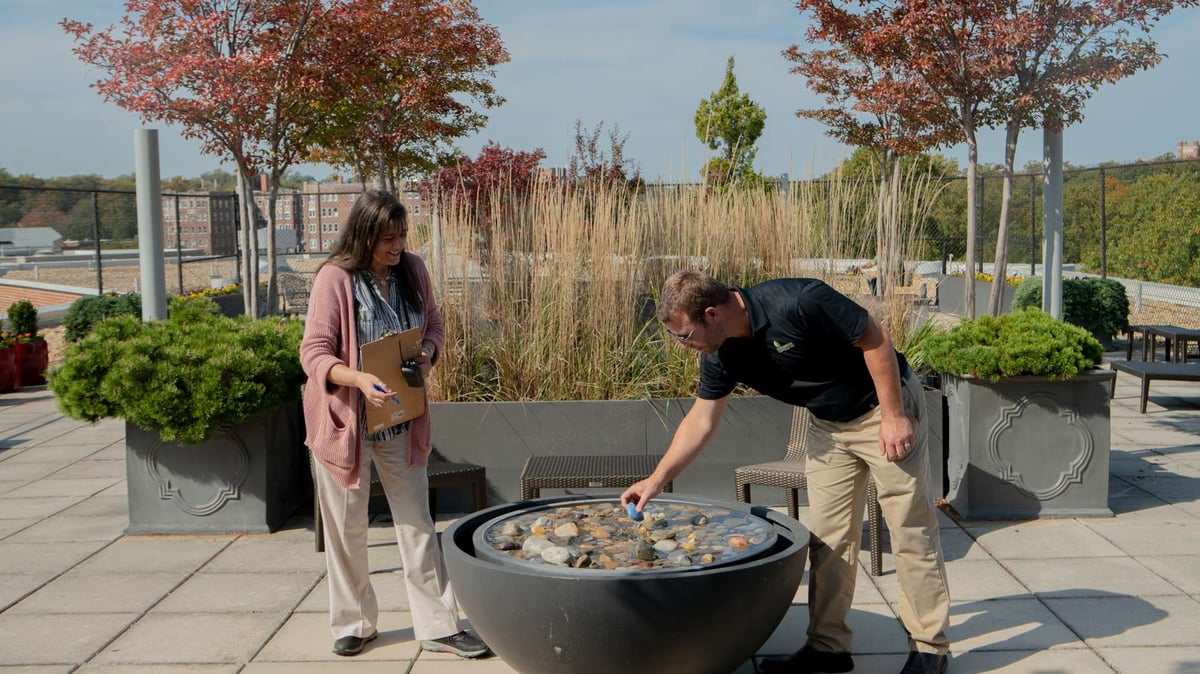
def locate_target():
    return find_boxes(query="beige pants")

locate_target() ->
[805,372,951,655]
[314,432,460,641]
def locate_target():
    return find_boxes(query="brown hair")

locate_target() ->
[325,189,423,311]
[656,270,730,322]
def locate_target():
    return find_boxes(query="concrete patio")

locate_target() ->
[2,361,1199,673]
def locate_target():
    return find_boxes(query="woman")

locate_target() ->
[300,189,489,659]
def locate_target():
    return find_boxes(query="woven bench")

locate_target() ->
[311,451,487,553]
[519,454,673,500]
[1110,360,1200,413]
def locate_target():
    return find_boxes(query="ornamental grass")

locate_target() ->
[417,166,944,402]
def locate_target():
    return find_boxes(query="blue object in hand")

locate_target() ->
[373,384,401,405]
[626,502,644,522]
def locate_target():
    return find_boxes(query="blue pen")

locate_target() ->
[373,384,401,405]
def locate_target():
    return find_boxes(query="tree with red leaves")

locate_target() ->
[786,30,961,296]
[983,0,1198,315]
[63,0,506,315]
[430,141,546,219]
[310,0,507,191]
[792,0,1197,317]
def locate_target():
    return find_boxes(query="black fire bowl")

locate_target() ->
[443,493,809,674]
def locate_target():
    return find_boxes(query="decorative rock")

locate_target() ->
[483,500,774,572]
[653,539,678,553]
[522,535,554,555]
[541,546,574,565]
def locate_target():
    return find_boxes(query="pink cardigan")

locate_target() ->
[299,253,445,488]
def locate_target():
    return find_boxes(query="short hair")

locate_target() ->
[656,270,730,322]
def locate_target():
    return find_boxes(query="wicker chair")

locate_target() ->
[311,447,487,553]
[735,407,885,576]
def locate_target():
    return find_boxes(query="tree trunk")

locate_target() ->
[988,122,1021,316]
[963,111,979,319]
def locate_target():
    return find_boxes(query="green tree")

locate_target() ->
[694,56,767,185]
[1104,172,1200,286]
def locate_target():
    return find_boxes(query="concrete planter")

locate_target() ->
[936,276,1015,316]
[942,370,1116,519]
[428,396,793,508]
[124,401,309,534]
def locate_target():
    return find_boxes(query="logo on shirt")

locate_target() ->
[773,339,795,353]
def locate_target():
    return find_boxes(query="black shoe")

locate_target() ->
[420,630,491,658]
[332,632,377,656]
[899,650,948,674]
[759,644,854,673]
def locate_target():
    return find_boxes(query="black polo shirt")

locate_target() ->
[696,278,909,422]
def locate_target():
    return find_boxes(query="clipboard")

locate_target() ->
[360,326,426,433]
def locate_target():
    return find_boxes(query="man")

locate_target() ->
[621,271,950,674]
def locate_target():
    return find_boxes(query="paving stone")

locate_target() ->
[6,515,127,543]
[1005,556,1183,597]
[0,540,110,575]
[1084,520,1200,556]
[201,536,328,574]
[1099,646,1200,673]
[947,598,1082,652]
[76,662,237,666]
[938,648,1111,672]
[965,519,1127,559]
[0,462,64,483]
[408,657,524,673]
[0,496,80,520]
[72,536,232,574]
[56,495,129,518]
[153,571,319,613]
[9,571,184,615]
[0,613,138,665]
[52,460,127,480]
[0,572,57,611]
[93,612,288,664]
[244,665,419,674]
[1,445,107,466]
[1139,555,1200,595]
[3,478,123,499]
[1044,595,1200,647]
[874,559,1025,603]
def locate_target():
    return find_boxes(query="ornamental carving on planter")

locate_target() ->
[986,391,1093,501]
[142,423,250,516]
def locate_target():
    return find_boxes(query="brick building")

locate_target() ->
[160,178,430,257]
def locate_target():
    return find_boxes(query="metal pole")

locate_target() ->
[1099,167,1107,279]
[1029,174,1036,277]
[175,195,183,294]
[91,191,103,294]
[134,129,167,321]
[1042,126,1064,320]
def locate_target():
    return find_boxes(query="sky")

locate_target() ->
[2,0,1198,182]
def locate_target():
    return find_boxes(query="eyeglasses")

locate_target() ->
[666,323,696,345]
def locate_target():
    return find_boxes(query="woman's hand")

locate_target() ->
[417,341,436,376]
[356,371,392,408]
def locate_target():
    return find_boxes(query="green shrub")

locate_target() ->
[63,293,143,342]
[923,309,1103,381]
[7,299,37,336]
[1012,277,1130,340]
[48,298,305,445]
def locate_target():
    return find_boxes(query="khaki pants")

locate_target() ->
[805,372,951,655]
[314,432,460,641]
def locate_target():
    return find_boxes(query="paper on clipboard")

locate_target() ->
[361,326,426,433]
